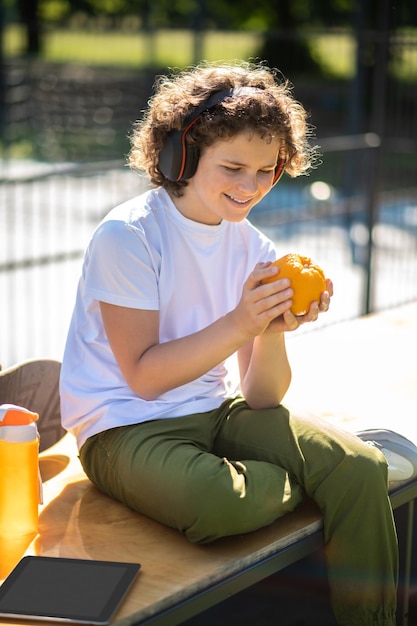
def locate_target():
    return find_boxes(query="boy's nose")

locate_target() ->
[237,173,258,194]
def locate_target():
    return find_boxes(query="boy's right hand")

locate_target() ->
[232,262,295,338]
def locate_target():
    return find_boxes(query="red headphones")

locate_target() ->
[158,88,286,184]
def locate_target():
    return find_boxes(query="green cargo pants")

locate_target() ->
[80,397,398,625]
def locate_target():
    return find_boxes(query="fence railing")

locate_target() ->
[1,134,416,369]
[1,26,416,166]
[0,160,146,368]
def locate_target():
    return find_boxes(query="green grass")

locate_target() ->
[4,24,354,76]
[4,25,263,70]
[309,32,356,78]
[391,42,417,82]
[4,24,417,81]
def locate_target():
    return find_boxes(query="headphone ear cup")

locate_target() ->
[158,130,200,182]
[158,131,183,181]
[158,90,234,182]
[179,145,199,181]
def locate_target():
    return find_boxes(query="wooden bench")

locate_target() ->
[1,301,417,626]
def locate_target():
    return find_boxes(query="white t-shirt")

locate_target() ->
[60,187,277,449]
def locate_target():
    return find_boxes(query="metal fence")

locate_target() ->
[1,24,417,164]
[1,133,416,369]
[1,18,416,369]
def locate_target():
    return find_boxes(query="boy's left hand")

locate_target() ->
[269,278,333,333]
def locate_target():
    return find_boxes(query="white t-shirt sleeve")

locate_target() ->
[83,219,160,310]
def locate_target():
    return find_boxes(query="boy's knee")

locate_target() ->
[179,458,293,544]
[313,435,390,516]
[180,458,275,543]
[180,467,243,543]
[348,438,389,487]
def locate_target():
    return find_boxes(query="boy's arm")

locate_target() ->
[237,332,292,409]
[237,276,333,409]
[100,268,331,402]
[99,264,291,401]
[99,302,248,401]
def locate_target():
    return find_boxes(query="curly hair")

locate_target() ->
[128,60,318,197]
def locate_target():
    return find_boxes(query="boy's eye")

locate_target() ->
[222,166,273,175]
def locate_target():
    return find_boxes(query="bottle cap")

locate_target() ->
[0,404,39,426]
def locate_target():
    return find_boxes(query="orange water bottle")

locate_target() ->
[0,404,41,539]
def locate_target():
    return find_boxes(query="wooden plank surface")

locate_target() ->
[0,433,322,625]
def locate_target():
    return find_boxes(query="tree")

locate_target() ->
[17,0,42,54]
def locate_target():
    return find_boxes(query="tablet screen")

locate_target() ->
[0,556,141,624]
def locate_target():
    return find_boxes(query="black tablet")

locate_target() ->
[0,556,141,624]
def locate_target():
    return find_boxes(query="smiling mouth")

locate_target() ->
[226,194,252,205]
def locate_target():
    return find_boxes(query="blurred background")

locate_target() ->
[0,0,416,368]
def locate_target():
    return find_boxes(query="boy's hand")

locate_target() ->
[269,277,334,333]
[233,263,333,337]
[232,262,294,338]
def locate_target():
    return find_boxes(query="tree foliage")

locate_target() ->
[12,0,417,59]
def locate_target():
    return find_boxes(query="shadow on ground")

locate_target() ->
[183,550,417,626]
[183,553,338,626]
